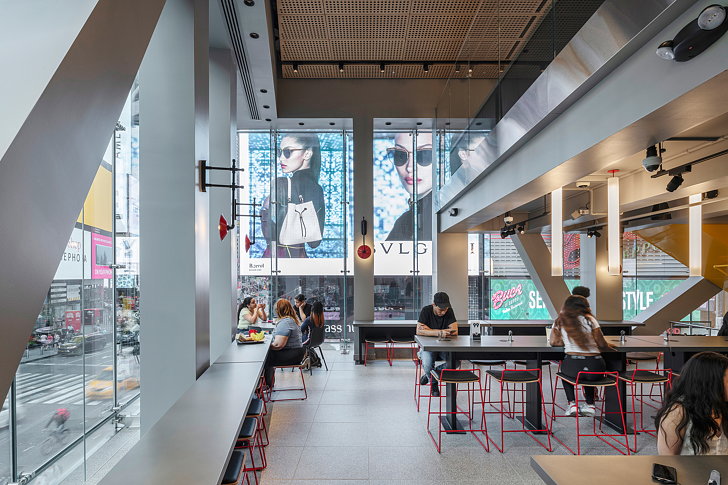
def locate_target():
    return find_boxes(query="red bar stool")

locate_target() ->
[469,360,507,414]
[550,370,630,455]
[426,368,490,453]
[483,368,552,453]
[364,337,390,366]
[247,397,269,447]
[268,364,307,402]
[222,449,249,485]
[619,368,672,452]
[234,416,266,485]
[413,357,431,411]
[389,337,418,365]
[627,352,663,401]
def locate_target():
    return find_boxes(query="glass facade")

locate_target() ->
[238,131,354,340]
[1,85,140,483]
[373,131,433,319]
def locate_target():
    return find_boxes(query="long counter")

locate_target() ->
[100,338,271,485]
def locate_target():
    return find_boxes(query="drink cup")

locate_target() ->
[545,326,552,344]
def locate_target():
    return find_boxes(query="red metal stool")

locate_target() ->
[550,371,630,455]
[268,364,307,402]
[222,449,250,485]
[413,358,430,411]
[426,368,489,453]
[469,360,507,415]
[364,338,390,366]
[389,337,418,365]
[483,368,552,453]
[234,416,266,485]
[619,368,672,452]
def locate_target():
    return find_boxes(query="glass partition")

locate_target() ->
[238,131,353,340]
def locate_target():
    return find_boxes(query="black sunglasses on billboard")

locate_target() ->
[386,148,433,167]
[279,148,306,159]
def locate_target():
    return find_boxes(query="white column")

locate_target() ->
[208,48,237,362]
[139,0,210,433]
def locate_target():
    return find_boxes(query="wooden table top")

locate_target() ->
[531,454,728,485]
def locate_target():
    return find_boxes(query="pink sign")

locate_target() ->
[491,284,523,310]
[91,233,113,279]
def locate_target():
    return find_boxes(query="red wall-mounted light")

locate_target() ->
[219,215,229,240]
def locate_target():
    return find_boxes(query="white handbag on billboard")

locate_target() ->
[279,177,322,246]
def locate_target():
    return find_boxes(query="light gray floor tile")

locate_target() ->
[269,403,319,423]
[314,404,368,423]
[293,446,369,480]
[306,422,369,447]
[268,420,313,446]
[259,446,304,480]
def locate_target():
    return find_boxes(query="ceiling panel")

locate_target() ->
[275,0,581,78]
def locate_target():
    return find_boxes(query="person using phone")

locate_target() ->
[654,351,728,455]
[416,292,459,397]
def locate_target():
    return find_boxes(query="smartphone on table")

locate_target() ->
[652,463,677,484]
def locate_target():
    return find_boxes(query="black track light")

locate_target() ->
[379,62,385,73]
[587,229,602,238]
[423,63,429,72]
[517,225,525,234]
[666,174,684,192]
[338,62,344,72]
[455,64,461,73]
[292,63,299,73]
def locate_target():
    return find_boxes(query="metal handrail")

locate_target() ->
[669,320,714,336]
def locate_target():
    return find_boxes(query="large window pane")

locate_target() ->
[1,394,11,484]
[238,131,352,339]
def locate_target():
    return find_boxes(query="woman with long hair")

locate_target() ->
[655,351,728,455]
[263,299,305,387]
[301,301,325,345]
[261,133,325,258]
[549,295,615,417]
[237,296,267,330]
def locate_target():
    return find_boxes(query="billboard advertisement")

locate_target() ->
[489,278,691,320]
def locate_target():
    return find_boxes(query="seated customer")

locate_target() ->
[263,299,305,388]
[549,295,615,417]
[301,301,324,346]
[238,296,267,330]
[655,351,728,455]
[294,293,312,322]
[416,292,460,397]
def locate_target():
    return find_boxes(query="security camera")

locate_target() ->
[503,215,514,224]
[642,145,662,172]
[576,180,590,189]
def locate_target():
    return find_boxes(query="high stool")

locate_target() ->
[469,360,507,414]
[364,338,390,366]
[222,449,249,485]
[550,371,630,455]
[413,357,431,411]
[235,417,265,485]
[389,337,418,365]
[483,368,552,453]
[269,364,307,401]
[426,368,489,453]
[513,360,563,414]
[247,398,269,447]
[627,352,663,401]
[619,368,672,452]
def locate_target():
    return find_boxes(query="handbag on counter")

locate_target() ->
[279,177,322,246]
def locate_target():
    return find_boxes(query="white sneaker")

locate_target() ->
[580,404,596,417]
[566,403,578,416]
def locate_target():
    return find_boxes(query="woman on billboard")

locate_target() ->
[385,132,433,241]
[261,134,325,258]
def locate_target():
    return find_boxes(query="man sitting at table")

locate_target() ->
[416,292,459,397]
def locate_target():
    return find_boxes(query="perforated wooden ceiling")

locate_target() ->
[275,0,551,78]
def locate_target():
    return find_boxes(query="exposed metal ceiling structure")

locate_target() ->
[273,0,555,78]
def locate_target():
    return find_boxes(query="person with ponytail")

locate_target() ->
[301,301,325,346]
[655,351,728,455]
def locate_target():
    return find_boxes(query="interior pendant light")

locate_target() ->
[607,170,621,275]
[689,193,702,276]
[551,188,563,276]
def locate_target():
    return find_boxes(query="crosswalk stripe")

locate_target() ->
[20,377,96,404]
[17,376,83,399]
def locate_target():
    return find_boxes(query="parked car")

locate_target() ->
[85,367,139,399]
[57,333,108,356]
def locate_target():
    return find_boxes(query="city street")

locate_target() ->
[0,349,139,478]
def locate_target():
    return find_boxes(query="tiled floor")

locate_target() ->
[260,345,658,484]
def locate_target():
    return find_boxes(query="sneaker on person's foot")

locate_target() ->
[565,403,578,416]
[430,383,440,397]
[580,404,596,417]
[419,374,429,386]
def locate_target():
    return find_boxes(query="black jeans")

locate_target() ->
[560,354,606,405]
[264,347,306,386]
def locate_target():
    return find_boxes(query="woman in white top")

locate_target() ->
[655,351,728,455]
[549,295,615,417]
[238,296,267,330]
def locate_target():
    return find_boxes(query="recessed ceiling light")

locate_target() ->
[385,122,391,126]
[263,105,270,109]
[475,122,482,126]
[243,0,254,5]
[416,122,423,126]
[265,118,271,122]
[249,32,259,39]
[445,122,450,126]
[260,89,267,94]
[329,122,335,126]
[298,122,305,126]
